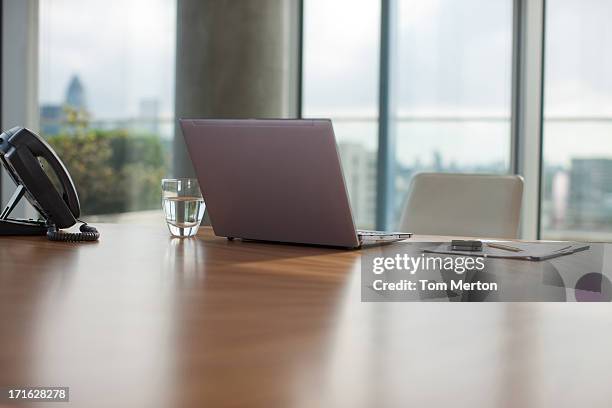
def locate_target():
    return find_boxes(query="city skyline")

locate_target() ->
[40,74,169,139]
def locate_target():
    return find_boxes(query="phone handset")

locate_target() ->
[0,126,100,242]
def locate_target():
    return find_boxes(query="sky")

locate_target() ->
[302,0,512,168]
[38,0,176,120]
[38,0,612,168]
[302,0,612,168]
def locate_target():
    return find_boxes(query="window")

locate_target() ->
[302,0,380,229]
[540,0,612,240]
[303,0,513,229]
[38,0,176,222]
[391,0,513,225]
[27,1,612,238]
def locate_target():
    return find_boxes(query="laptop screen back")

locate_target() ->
[180,119,359,247]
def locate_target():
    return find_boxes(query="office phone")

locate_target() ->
[0,126,99,241]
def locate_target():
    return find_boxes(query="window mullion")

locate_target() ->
[511,0,546,240]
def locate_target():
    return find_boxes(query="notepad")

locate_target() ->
[423,241,590,261]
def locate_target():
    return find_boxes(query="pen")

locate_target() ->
[486,242,523,252]
[553,245,572,252]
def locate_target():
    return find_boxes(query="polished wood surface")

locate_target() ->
[1,224,611,407]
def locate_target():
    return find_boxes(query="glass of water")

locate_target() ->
[162,178,205,238]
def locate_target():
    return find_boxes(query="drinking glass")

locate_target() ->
[161,178,205,237]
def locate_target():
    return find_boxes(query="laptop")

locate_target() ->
[180,119,412,248]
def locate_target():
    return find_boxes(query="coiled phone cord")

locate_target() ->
[47,221,100,242]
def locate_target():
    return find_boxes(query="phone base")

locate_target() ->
[0,219,47,235]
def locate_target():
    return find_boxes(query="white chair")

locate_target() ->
[398,173,523,239]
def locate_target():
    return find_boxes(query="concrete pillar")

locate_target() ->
[1,0,39,217]
[173,0,301,177]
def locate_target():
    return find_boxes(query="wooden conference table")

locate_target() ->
[1,224,611,407]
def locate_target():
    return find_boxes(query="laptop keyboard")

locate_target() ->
[357,230,392,236]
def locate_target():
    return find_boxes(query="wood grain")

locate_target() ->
[0,224,611,408]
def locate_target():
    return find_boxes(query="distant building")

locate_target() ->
[65,75,87,109]
[394,165,415,219]
[138,98,160,135]
[568,158,612,227]
[433,150,443,171]
[40,74,89,136]
[40,104,63,136]
[338,143,377,229]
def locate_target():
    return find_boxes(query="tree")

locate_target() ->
[46,107,168,215]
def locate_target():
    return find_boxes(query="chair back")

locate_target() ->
[398,173,523,239]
